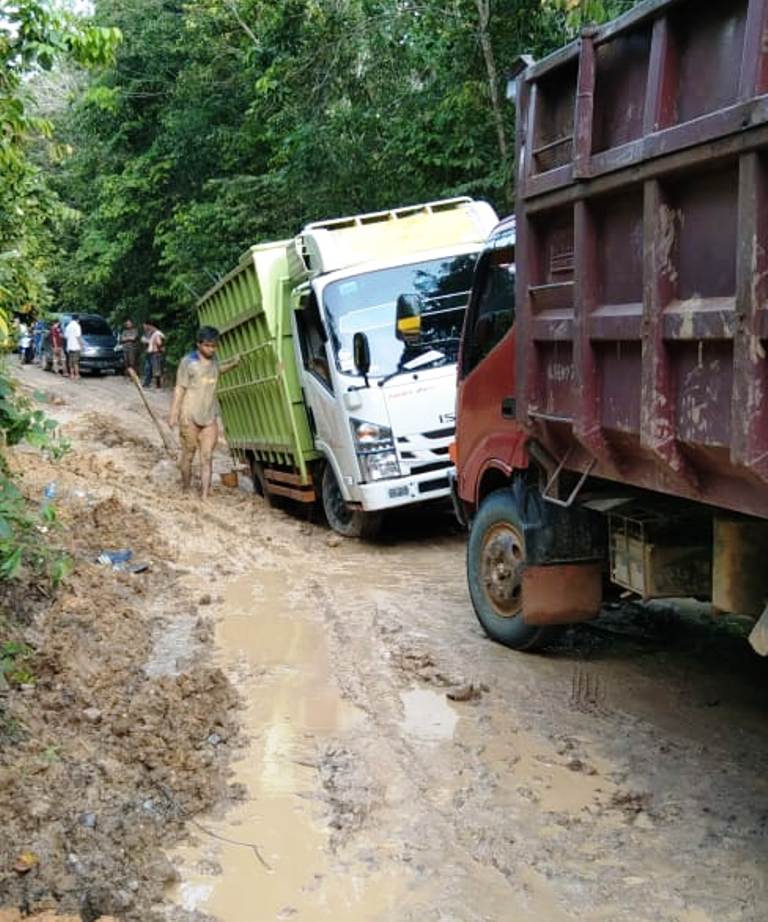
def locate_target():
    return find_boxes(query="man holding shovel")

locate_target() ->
[168,326,240,499]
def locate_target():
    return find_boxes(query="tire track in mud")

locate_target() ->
[305,566,768,922]
[306,576,577,921]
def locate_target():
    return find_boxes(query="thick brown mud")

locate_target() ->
[2,365,768,922]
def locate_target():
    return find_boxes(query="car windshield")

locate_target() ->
[81,317,112,336]
[323,253,478,378]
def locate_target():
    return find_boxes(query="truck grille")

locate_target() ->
[396,427,455,475]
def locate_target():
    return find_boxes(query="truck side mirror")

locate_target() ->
[353,331,371,386]
[395,293,423,344]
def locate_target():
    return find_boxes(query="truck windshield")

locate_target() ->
[323,253,477,378]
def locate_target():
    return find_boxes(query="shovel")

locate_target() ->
[127,368,177,457]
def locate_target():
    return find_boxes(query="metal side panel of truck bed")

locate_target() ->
[515,0,768,520]
[196,241,320,481]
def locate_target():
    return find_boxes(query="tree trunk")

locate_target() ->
[474,0,512,209]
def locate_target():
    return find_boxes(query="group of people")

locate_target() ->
[18,312,238,499]
[16,315,167,387]
[119,319,166,388]
[17,315,87,380]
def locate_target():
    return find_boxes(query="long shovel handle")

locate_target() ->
[127,368,177,456]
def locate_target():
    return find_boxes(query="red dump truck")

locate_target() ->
[453,0,768,651]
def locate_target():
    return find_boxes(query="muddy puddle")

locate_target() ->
[170,570,405,921]
[168,566,591,922]
[399,688,459,742]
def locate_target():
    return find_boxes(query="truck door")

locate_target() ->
[294,290,349,484]
[456,233,522,506]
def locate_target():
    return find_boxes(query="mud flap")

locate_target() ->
[449,471,468,528]
[522,562,602,626]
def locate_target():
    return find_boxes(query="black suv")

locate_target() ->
[41,314,123,375]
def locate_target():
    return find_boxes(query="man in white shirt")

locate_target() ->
[142,320,166,389]
[64,315,83,381]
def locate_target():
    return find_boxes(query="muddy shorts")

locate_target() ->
[180,421,200,451]
[68,350,80,370]
[179,420,217,451]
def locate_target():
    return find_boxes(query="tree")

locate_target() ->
[0,0,120,314]
[542,0,638,32]
[0,1,119,578]
[48,0,572,357]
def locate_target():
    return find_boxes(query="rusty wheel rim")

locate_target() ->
[480,521,525,618]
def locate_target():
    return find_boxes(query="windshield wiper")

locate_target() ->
[377,349,446,387]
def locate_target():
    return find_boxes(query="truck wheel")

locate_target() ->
[467,488,551,651]
[249,458,272,501]
[322,463,382,539]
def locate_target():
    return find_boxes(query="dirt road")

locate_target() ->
[4,365,768,922]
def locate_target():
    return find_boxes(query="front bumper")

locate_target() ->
[354,466,454,511]
[79,354,123,372]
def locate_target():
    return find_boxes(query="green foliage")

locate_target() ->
[0,0,121,314]
[0,376,71,583]
[1,640,35,686]
[542,0,637,32]
[0,2,108,588]
[40,0,641,360]
[46,0,576,356]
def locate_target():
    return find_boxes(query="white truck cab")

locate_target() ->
[289,198,498,536]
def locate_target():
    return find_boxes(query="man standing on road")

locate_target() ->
[50,319,65,375]
[64,315,83,381]
[33,317,46,364]
[168,326,240,500]
[142,321,165,389]
[121,319,140,375]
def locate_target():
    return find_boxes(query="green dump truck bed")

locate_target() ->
[196,241,319,481]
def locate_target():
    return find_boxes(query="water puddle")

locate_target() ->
[399,687,459,742]
[169,570,403,921]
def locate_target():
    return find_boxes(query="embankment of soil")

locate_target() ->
[1,443,240,921]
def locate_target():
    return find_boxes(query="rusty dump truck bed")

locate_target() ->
[515,0,768,520]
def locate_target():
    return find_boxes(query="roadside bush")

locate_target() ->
[0,366,71,584]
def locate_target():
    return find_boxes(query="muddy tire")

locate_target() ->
[467,488,551,651]
[321,463,382,539]
[249,458,276,504]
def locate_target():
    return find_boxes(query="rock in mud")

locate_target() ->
[447,681,489,702]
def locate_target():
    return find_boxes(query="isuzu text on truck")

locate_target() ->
[454,0,768,652]
[198,197,497,537]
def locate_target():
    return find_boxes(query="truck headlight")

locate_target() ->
[358,451,401,482]
[352,418,391,448]
[351,418,401,481]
